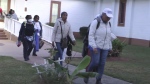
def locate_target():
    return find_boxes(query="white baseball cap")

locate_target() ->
[102,8,113,18]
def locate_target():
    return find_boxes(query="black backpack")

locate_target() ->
[82,17,111,57]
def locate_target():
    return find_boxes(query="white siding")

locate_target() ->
[9,0,150,41]
[112,0,150,40]
[26,0,51,24]
[60,1,95,32]
[131,0,150,40]
[94,0,116,32]
[101,0,135,39]
[11,0,51,24]
[11,0,25,19]
[112,0,131,38]
[95,0,150,41]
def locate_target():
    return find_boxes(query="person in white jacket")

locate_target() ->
[52,12,76,66]
[84,8,113,84]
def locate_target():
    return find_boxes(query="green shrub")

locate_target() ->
[79,26,88,38]
[108,39,126,57]
[46,22,55,27]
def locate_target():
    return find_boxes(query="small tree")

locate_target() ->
[32,47,98,84]
[108,39,126,57]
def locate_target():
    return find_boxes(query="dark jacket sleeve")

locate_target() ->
[18,23,25,41]
[39,22,43,37]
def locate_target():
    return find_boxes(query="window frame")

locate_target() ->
[118,0,127,26]
[50,1,61,23]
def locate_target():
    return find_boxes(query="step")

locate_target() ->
[0,30,4,32]
[0,32,5,35]
[0,34,7,37]
[0,37,8,40]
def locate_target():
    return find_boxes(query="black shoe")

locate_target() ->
[84,78,89,84]
[24,59,29,61]
[27,57,30,60]
[33,53,37,56]
[96,79,102,84]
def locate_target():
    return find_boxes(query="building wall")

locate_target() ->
[94,0,116,32]
[26,0,51,24]
[94,0,150,46]
[113,0,150,40]
[10,0,51,24]
[131,0,150,40]
[94,0,133,38]
[59,0,95,32]
[8,0,150,46]
[10,0,25,19]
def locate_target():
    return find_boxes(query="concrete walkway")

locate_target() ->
[0,40,132,84]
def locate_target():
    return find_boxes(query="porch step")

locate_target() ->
[0,37,8,40]
[0,34,7,37]
[0,30,4,32]
[0,32,5,34]
[0,29,8,40]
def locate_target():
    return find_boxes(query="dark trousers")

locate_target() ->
[32,46,36,54]
[22,38,33,60]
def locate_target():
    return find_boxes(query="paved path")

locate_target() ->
[0,40,132,84]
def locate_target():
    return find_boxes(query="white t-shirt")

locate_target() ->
[34,22,41,36]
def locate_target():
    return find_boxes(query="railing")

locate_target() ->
[4,17,54,43]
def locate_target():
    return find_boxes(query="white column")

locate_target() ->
[111,0,116,32]
[128,0,134,39]
[149,0,150,41]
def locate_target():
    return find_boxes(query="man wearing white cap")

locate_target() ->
[84,8,113,84]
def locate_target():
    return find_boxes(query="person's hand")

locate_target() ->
[72,41,76,46]
[17,40,21,47]
[93,48,98,53]
[52,42,55,47]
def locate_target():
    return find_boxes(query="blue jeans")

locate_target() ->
[54,42,64,66]
[87,48,109,80]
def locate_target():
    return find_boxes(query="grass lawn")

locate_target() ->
[105,45,150,84]
[0,56,37,84]
[72,38,83,52]
[70,39,150,84]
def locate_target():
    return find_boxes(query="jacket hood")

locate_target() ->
[57,18,68,23]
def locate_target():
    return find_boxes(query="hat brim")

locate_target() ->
[106,13,113,18]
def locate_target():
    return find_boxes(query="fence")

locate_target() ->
[4,17,54,43]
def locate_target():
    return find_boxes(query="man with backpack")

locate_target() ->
[84,8,114,84]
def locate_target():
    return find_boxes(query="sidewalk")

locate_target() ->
[0,40,132,84]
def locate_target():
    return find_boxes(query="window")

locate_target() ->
[0,0,10,21]
[50,1,61,23]
[118,0,126,26]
